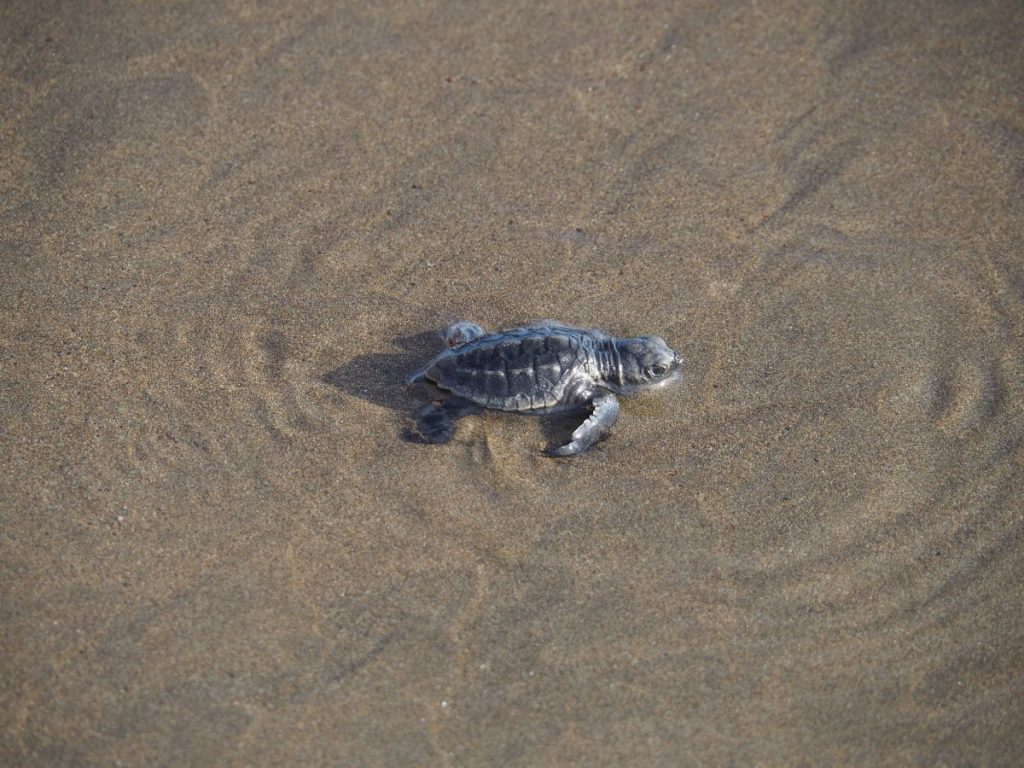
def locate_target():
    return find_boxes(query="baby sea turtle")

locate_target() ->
[406,321,680,456]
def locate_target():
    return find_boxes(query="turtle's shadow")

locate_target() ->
[322,331,439,429]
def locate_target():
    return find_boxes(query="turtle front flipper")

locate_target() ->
[412,396,480,444]
[550,391,620,457]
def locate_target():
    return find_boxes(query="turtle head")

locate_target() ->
[611,335,681,394]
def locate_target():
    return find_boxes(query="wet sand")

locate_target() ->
[3,1,1023,764]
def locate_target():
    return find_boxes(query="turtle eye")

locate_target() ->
[648,364,669,377]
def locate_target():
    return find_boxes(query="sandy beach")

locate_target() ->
[3,1,1023,764]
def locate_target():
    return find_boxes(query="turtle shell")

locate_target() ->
[420,326,597,412]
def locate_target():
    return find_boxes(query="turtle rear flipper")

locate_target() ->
[405,367,430,386]
[412,397,480,443]
[443,321,486,348]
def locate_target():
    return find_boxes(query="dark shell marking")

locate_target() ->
[407,321,680,456]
